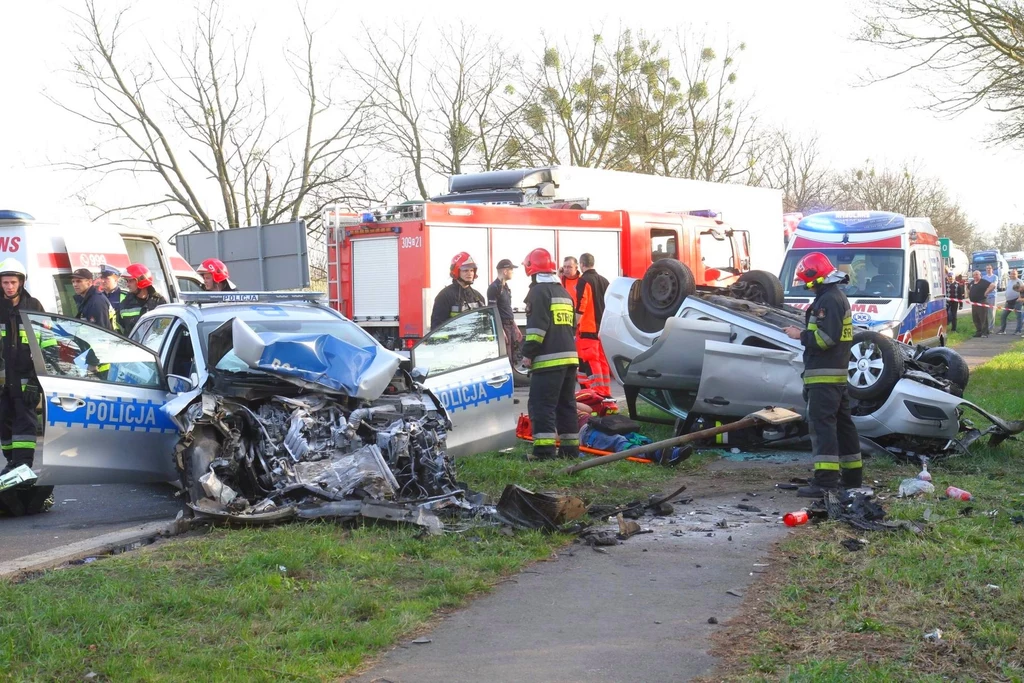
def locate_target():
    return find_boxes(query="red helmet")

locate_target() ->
[450,252,478,280]
[795,252,837,288]
[197,258,230,283]
[125,263,154,289]
[523,248,557,277]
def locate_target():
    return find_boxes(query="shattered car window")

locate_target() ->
[780,249,905,298]
[26,313,163,388]
[414,309,500,376]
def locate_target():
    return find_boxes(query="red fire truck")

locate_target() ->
[325,202,782,354]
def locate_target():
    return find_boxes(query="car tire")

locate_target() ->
[737,270,785,308]
[847,331,904,401]
[512,359,530,387]
[181,427,219,504]
[919,346,970,395]
[640,260,696,319]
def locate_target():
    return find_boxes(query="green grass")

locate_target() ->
[0,404,700,681]
[715,341,1024,682]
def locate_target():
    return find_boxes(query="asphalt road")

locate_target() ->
[0,483,183,563]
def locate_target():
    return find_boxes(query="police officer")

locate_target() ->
[521,247,580,460]
[0,258,48,475]
[72,268,116,330]
[98,264,127,325]
[430,252,485,330]
[488,258,521,360]
[118,264,168,336]
[196,258,237,292]
[784,252,861,497]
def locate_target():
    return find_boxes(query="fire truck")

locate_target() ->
[324,202,782,371]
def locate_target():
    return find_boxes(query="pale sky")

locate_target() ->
[1,0,1020,238]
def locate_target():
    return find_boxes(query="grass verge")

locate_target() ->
[1,403,699,681]
[706,339,1024,682]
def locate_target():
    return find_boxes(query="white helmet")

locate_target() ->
[0,258,26,279]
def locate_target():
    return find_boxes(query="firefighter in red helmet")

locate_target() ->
[429,252,486,330]
[522,247,580,460]
[196,258,237,292]
[783,251,861,497]
[118,263,168,336]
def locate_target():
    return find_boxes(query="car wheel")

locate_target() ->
[847,331,904,401]
[512,358,530,387]
[919,346,970,394]
[737,270,784,308]
[181,426,219,504]
[640,260,696,318]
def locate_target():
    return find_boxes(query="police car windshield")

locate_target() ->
[780,249,905,298]
[199,315,376,374]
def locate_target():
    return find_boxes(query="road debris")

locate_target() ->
[923,628,943,642]
[898,478,935,498]
[495,485,586,531]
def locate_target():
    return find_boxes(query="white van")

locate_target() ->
[0,210,201,315]
[780,211,947,345]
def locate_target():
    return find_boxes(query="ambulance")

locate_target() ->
[780,211,947,345]
[0,210,201,315]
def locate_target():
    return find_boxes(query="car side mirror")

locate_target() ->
[410,366,429,383]
[908,278,930,304]
[167,374,196,393]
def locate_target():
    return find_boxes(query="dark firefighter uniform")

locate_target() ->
[576,268,612,397]
[523,276,579,459]
[118,289,168,336]
[800,283,861,490]
[430,282,485,330]
[0,290,51,473]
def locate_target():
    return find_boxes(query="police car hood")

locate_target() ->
[207,317,403,400]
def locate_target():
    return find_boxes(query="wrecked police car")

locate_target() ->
[600,265,1023,456]
[21,293,519,521]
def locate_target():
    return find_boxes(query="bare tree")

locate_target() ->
[57,0,374,232]
[760,130,836,212]
[861,0,1024,144]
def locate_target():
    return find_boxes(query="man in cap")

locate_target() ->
[430,252,486,330]
[72,268,116,331]
[488,258,522,361]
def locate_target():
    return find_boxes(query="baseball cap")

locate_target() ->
[99,264,121,277]
[72,268,95,280]
[496,258,518,270]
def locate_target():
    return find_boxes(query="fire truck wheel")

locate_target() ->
[640,260,696,318]
[918,346,969,395]
[847,331,904,402]
[737,270,784,308]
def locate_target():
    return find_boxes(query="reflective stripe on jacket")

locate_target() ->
[800,283,854,385]
[523,276,578,371]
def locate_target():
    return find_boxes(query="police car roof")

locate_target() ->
[798,211,904,234]
[161,299,342,326]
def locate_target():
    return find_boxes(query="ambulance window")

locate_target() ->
[177,277,203,293]
[651,229,678,262]
[123,238,171,301]
[51,274,78,317]
[24,312,163,388]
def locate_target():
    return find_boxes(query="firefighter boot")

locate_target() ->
[797,469,841,498]
[558,440,580,460]
[840,466,863,489]
[530,445,558,461]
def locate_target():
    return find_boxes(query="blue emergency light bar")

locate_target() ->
[0,210,35,221]
[799,211,904,234]
[180,291,326,305]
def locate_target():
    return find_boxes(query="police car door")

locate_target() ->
[21,311,179,485]
[412,306,518,457]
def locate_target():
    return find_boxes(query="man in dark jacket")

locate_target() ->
[575,252,612,398]
[98,264,127,328]
[521,247,579,460]
[946,274,964,333]
[72,268,116,331]
[118,263,168,336]
[0,258,49,475]
[488,258,521,361]
[430,252,486,330]
[783,252,860,498]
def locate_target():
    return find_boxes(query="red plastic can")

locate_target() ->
[946,486,973,501]
[783,510,809,527]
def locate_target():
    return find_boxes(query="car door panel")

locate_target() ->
[624,318,732,390]
[413,307,518,457]
[23,311,179,485]
[692,341,806,418]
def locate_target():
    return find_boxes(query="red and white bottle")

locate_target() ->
[946,486,973,501]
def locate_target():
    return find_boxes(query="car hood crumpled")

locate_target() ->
[207,317,403,400]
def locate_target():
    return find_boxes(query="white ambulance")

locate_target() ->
[780,211,947,345]
[0,210,201,315]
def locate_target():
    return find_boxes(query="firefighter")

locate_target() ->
[430,252,486,330]
[487,258,521,361]
[98,264,127,325]
[783,252,861,497]
[575,252,612,398]
[118,264,168,336]
[196,258,237,292]
[521,247,579,460]
[0,258,48,475]
[71,268,116,331]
